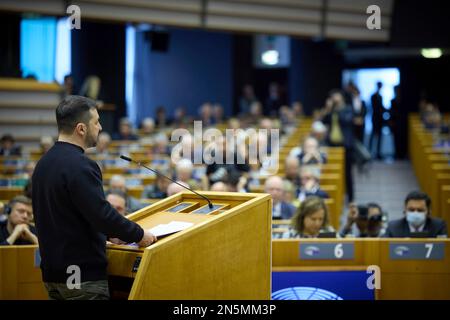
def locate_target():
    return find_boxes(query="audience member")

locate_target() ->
[285,196,334,238]
[142,171,170,199]
[264,176,296,220]
[113,118,139,141]
[106,190,128,216]
[239,84,257,116]
[340,202,385,237]
[321,89,355,202]
[369,81,385,159]
[167,181,190,196]
[297,166,329,202]
[0,134,21,156]
[284,156,301,188]
[0,196,38,245]
[40,135,55,154]
[384,191,447,238]
[109,175,145,212]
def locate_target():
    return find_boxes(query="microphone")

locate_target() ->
[120,155,214,209]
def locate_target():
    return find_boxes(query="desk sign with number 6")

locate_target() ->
[299,242,355,260]
[389,242,445,260]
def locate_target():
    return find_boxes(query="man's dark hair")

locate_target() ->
[367,202,382,214]
[1,134,14,143]
[404,191,431,210]
[56,95,97,134]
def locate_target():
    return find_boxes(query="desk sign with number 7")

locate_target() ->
[389,242,445,260]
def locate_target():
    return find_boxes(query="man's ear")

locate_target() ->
[75,123,86,136]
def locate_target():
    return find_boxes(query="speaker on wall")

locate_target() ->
[144,30,170,52]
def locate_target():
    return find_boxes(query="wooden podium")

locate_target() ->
[107,191,272,300]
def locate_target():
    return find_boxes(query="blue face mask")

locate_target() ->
[406,211,426,227]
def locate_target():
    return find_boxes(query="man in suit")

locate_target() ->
[369,81,385,159]
[384,191,447,238]
[321,89,355,202]
[264,176,296,219]
[0,134,21,156]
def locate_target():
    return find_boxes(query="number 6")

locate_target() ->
[334,243,344,258]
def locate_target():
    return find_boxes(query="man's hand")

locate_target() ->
[108,238,127,245]
[20,225,39,244]
[7,224,29,245]
[137,231,157,247]
[346,203,359,227]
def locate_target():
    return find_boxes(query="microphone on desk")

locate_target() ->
[119,155,214,209]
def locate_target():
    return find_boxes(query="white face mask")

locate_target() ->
[406,211,426,227]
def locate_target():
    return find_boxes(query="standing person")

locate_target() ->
[321,89,355,202]
[32,95,156,300]
[390,85,406,159]
[369,81,385,159]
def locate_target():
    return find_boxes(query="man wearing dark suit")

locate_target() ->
[0,134,21,156]
[321,89,355,202]
[265,176,296,220]
[369,81,385,159]
[384,191,447,238]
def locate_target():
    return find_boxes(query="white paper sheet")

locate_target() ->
[148,221,194,237]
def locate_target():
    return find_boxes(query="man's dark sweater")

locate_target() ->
[32,142,144,283]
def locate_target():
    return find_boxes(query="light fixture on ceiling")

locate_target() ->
[261,49,279,66]
[421,48,442,59]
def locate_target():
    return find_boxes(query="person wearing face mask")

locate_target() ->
[384,191,447,238]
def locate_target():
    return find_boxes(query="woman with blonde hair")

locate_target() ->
[286,196,334,238]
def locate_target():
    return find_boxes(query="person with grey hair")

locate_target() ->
[264,176,296,220]
[140,117,156,145]
[175,159,200,190]
[109,174,145,213]
[112,117,138,141]
[167,181,190,196]
[296,166,329,202]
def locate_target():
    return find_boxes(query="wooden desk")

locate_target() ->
[273,238,450,300]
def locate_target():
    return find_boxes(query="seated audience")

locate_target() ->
[297,166,329,202]
[40,135,55,154]
[284,156,301,188]
[0,196,38,245]
[175,159,200,190]
[384,191,447,238]
[310,121,328,147]
[212,103,224,124]
[264,176,296,220]
[140,117,156,144]
[289,136,327,164]
[210,181,228,192]
[167,181,190,196]
[298,136,327,165]
[142,171,170,199]
[155,106,172,128]
[283,180,296,204]
[109,175,145,212]
[0,134,21,156]
[152,132,171,155]
[112,117,139,141]
[285,196,334,238]
[106,190,128,216]
[87,132,111,157]
[340,202,385,237]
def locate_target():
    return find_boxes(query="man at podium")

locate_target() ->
[32,96,157,300]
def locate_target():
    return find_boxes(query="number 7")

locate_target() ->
[425,243,433,258]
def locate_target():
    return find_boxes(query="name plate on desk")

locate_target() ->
[299,242,354,260]
[389,242,445,260]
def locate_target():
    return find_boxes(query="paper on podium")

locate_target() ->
[148,221,194,237]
